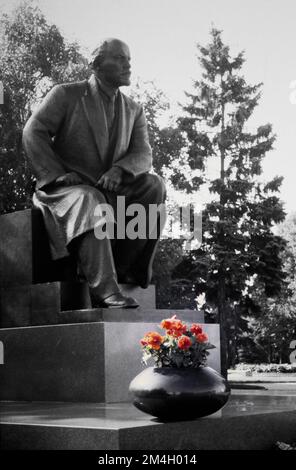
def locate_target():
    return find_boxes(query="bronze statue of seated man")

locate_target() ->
[23,38,166,308]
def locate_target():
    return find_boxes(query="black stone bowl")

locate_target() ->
[129,366,230,421]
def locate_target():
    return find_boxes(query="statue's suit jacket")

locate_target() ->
[23,74,152,190]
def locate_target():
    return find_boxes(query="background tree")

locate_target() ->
[242,213,296,364]
[0,0,89,214]
[129,80,187,187]
[175,29,287,375]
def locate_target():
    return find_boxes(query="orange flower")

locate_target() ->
[190,323,203,336]
[161,315,187,337]
[168,319,187,337]
[141,332,164,350]
[161,315,177,330]
[178,335,192,350]
[196,332,208,343]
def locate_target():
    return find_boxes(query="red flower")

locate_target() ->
[169,320,187,337]
[196,332,208,343]
[161,316,187,338]
[178,336,192,350]
[161,315,177,330]
[190,323,203,336]
[141,332,164,350]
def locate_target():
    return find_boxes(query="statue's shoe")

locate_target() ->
[95,292,139,308]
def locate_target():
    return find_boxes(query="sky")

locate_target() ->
[1,0,296,213]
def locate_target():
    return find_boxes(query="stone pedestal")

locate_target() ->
[0,209,223,450]
[0,319,219,403]
[2,399,296,450]
[0,209,77,287]
[0,282,160,327]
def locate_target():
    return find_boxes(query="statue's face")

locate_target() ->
[98,41,131,88]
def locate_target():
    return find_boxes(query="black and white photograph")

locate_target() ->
[0,0,296,457]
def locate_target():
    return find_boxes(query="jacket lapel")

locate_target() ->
[112,92,132,163]
[81,74,109,162]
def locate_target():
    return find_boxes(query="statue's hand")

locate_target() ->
[55,172,84,186]
[96,166,123,192]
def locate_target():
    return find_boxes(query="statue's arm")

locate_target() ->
[23,85,68,189]
[113,105,152,178]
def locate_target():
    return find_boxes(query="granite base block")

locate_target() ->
[0,282,161,329]
[0,209,33,286]
[0,283,160,328]
[0,321,219,403]
[57,283,156,311]
[61,307,204,324]
[0,282,61,327]
[1,397,296,450]
[0,209,78,286]
[0,423,118,451]
[0,323,105,402]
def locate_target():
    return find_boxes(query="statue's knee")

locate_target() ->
[79,185,107,205]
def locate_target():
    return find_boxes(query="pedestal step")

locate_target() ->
[61,307,204,324]
[0,320,219,403]
[0,283,158,328]
[1,395,296,449]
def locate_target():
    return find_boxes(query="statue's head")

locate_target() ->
[91,38,131,88]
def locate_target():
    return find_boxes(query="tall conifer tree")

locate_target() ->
[177,29,286,375]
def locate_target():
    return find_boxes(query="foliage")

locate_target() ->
[243,289,296,363]
[153,239,199,309]
[233,363,296,373]
[140,315,215,368]
[174,28,287,372]
[129,80,188,187]
[240,213,296,363]
[275,441,296,450]
[0,0,89,214]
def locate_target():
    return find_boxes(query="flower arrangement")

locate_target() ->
[140,315,215,368]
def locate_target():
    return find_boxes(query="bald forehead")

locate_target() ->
[91,38,131,68]
[105,39,130,55]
